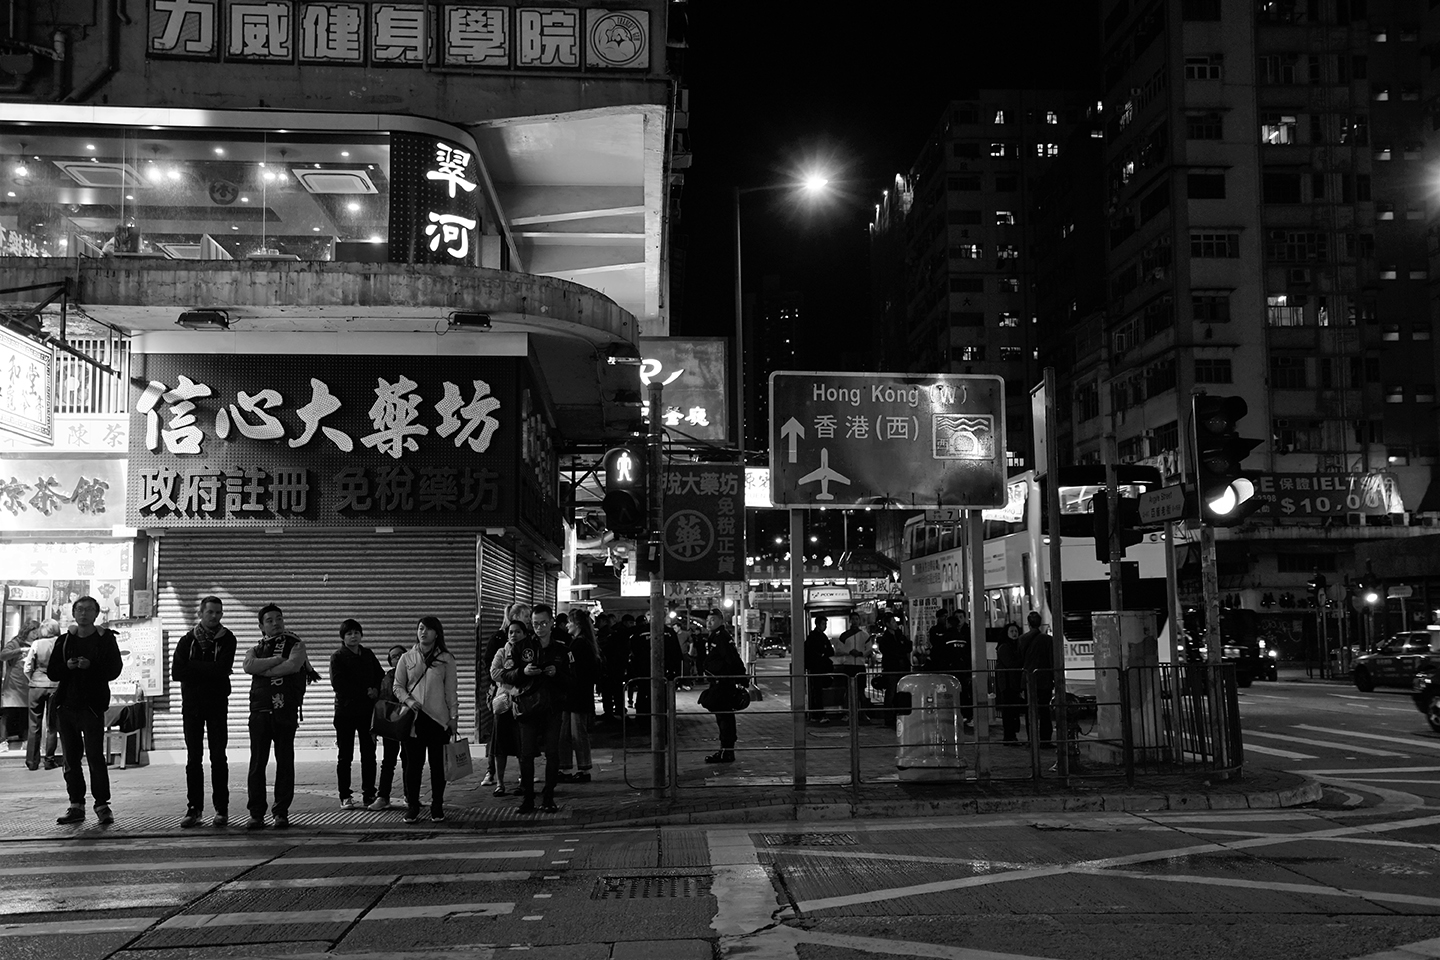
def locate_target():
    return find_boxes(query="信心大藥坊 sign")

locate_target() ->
[125,353,560,550]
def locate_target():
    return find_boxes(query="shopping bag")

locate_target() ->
[443,738,474,782]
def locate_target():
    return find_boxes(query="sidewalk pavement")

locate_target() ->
[0,677,1321,841]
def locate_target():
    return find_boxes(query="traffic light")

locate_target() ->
[1191,394,1262,526]
[1091,493,1143,563]
[602,444,648,536]
[1306,573,1328,608]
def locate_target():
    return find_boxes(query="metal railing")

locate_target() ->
[611,663,1243,795]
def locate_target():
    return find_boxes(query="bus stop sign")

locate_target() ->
[768,371,1006,509]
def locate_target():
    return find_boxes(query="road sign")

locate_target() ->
[1388,585,1414,599]
[768,371,1006,509]
[1138,485,1186,525]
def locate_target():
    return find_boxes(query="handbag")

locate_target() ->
[442,738,474,782]
[512,684,556,719]
[491,683,516,715]
[371,655,430,739]
[699,684,751,712]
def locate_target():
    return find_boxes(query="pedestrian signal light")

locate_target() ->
[1191,394,1262,527]
[1090,493,1143,563]
[602,445,648,536]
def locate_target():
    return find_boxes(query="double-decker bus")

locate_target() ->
[900,466,1178,681]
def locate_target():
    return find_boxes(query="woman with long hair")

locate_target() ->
[478,602,530,786]
[394,616,459,824]
[558,608,600,783]
[487,618,529,796]
[496,603,570,813]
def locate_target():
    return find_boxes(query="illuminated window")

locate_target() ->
[1266,294,1305,326]
[997,312,1019,327]
[1045,111,1059,124]
[995,210,1014,226]
[999,346,1023,360]
[994,109,1006,124]
[1000,277,1020,292]
[1260,114,1298,145]
[1035,142,1059,157]
[952,345,987,361]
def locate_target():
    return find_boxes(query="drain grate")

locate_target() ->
[592,874,710,899]
[762,832,857,846]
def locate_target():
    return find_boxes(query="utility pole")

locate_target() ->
[647,380,667,797]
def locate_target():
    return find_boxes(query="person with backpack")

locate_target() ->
[22,620,63,771]
[242,603,310,830]
[330,618,384,811]
[49,597,123,825]
[172,596,237,828]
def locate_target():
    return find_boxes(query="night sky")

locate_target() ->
[675,1,1101,367]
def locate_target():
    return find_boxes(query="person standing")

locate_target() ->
[479,602,529,786]
[0,618,36,747]
[487,619,529,796]
[1018,611,1054,748]
[701,609,745,764]
[172,597,237,827]
[368,644,409,810]
[831,615,871,724]
[875,616,912,725]
[558,608,599,783]
[395,616,459,824]
[330,618,384,810]
[48,597,123,825]
[803,615,835,724]
[243,603,309,830]
[498,603,571,813]
[22,621,62,770]
[995,621,1027,744]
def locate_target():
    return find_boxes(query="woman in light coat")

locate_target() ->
[394,616,459,824]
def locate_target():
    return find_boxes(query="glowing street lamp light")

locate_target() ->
[802,173,831,194]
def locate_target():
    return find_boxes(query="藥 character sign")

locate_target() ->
[768,372,1006,509]
[662,463,744,582]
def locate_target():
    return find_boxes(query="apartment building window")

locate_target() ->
[952,142,981,159]
[1355,417,1383,444]
[1258,54,1299,84]
[1191,232,1240,257]
[1402,85,1421,101]
[1346,233,1375,259]
[1035,143,1060,157]
[1404,142,1424,160]
[1000,277,1020,292]
[952,345,987,361]
[999,346,1024,360]
[1413,324,1432,341]
[1142,296,1174,338]
[990,142,1019,158]
[997,312,1020,327]
[1140,183,1170,222]
[1185,55,1223,80]
[1400,24,1420,41]
[1418,384,1438,403]
[949,277,984,293]
[1373,85,1390,101]
[1182,0,1221,19]
[1260,114,1298,144]
[1116,436,1147,462]
[995,210,1015,226]
[1076,383,1100,421]
[1312,172,1327,199]
[1371,27,1387,42]
[1342,115,1368,146]
[955,243,983,259]
[948,209,982,224]
[1386,385,1405,403]
[1269,231,1328,261]
[1267,294,1305,326]
[1275,420,1324,453]
[1381,266,1398,279]
[995,175,1018,191]
[1187,172,1226,199]
[996,244,1019,263]
[994,110,1006,124]
[954,107,979,125]
[1193,293,1231,323]
[951,312,985,326]
[1350,55,1368,79]
[1271,355,1309,388]
[1146,358,1177,396]
[1382,324,1400,341]
[1185,112,1224,140]
[949,175,981,190]
[1195,358,1233,383]
[1406,207,1424,220]
[1262,171,1301,203]
[1388,446,1411,466]
[1045,110,1059,124]
[1377,202,1395,220]
[1152,420,1180,453]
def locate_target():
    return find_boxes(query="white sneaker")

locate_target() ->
[339,797,358,810]
[366,798,392,811]
[480,772,496,786]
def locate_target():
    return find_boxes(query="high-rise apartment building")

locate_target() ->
[870,90,1093,469]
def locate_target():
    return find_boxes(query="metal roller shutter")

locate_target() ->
[152,531,478,749]
[476,536,519,685]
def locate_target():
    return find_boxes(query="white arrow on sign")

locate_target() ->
[781,417,805,464]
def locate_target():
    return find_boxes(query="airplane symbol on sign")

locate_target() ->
[797,448,850,501]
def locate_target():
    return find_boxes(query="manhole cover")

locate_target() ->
[762,833,857,846]
[592,874,711,899]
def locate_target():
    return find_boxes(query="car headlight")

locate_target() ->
[1416,674,1434,692]
[1268,649,1278,659]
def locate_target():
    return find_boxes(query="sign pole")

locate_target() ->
[966,509,990,779]
[648,380,667,798]
[790,506,806,790]
[1162,467,1182,664]
[1041,368,1068,780]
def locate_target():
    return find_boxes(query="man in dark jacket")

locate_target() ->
[1018,611,1054,747]
[330,618,384,810]
[243,604,309,830]
[48,596,123,825]
[875,616,912,725]
[171,596,238,827]
[803,615,834,723]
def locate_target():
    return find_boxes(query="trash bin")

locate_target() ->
[895,673,967,781]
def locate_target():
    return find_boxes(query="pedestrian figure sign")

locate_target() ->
[768,372,1006,509]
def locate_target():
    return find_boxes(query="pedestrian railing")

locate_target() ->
[610,662,1243,795]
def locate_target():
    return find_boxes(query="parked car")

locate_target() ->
[1180,630,1277,687]
[1414,668,1440,733]
[757,635,789,658]
[1353,630,1438,692]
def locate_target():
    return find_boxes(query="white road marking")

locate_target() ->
[0,881,214,907]
[1295,725,1440,750]
[1344,778,1440,785]
[1239,743,1316,760]
[1244,730,1408,756]
[365,903,514,920]
[1071,868,1440,908]
[223,876,395,889]
[0,918,156,936]
[769,849,1034,870]
[1350,936,1440,960]
[160,909,362,929]
[768,925,1057,960]
[400,872,532,884]
[0,858,261,877]
[280,850,542,865]
[1298,766,1440,775]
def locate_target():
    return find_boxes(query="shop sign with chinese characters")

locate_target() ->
[125,354,560,546]
[0,541,132,580]
[147,2,651,70]
[637,337,728,445]
[390,132,482,266]
[0,414,128,453]
[1255,472,1402,518]
[661,464,744,582]
[0,459,126,532]
[0,324,53,444]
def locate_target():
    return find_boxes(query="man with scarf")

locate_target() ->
[171,596,237,828]
[243,603,309,829]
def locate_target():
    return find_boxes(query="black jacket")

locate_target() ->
[498,634,572,718]
[49,628,124,714]
[171,626,238,700]
[330,644,384,714]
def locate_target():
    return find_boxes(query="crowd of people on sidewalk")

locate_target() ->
[17,591,751,829]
